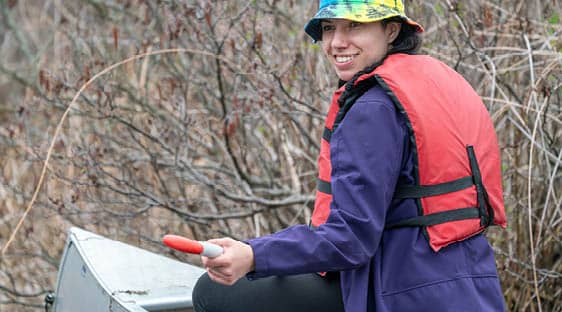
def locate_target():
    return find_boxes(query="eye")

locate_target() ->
[349,22,363,28]
[321,24,335,32]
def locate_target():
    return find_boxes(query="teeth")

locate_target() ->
[336,55,353,63]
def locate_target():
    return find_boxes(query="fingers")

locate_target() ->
[206,267,238,285]
[200,239,235,284]
[200,238,255,286]
[200,237,234,267]
[202,252,233,276]
[201,253,228,268]
[207,237,235,247]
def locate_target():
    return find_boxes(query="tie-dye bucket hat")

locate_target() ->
[305,0,424,42]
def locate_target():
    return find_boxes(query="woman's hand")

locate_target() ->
[201,237,255,286]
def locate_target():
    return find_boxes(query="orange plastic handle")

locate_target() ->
[162,235,204,254]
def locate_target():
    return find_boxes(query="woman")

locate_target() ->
[192,1,507,311]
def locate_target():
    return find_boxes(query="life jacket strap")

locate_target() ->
[466,145,495,227]
[322,127,332,143]
[394,176,474,199]
[385,207,480,229]
[317,178,332,195]
[388,145,496,229]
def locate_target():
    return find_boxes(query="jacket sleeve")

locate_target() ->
[246,86,407,278]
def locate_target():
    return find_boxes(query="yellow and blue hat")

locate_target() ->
[304,0,424,42]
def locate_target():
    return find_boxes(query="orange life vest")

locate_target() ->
[311,54,507,252]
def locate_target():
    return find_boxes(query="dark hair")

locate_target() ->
[381,16,422,55]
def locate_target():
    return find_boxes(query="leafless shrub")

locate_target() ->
[0,1,560,311]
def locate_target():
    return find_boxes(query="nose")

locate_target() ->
[331,28,349,49]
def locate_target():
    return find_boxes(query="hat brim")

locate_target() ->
[304,5,424,42]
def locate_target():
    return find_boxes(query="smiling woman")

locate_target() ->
[191,1,508,311]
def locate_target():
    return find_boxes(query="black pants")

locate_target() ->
[192,272,344,312]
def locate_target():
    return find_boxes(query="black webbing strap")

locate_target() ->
[385,207,480,229]
[322,127,332,143]
[317,178,332,195]
[394,176,474,199]
[466,145,494,226]
[388,146,496,230]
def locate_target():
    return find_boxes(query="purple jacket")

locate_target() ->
[247,86,506,311]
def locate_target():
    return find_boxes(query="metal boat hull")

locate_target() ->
[51,227,205,312]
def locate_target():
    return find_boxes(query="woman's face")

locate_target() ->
[320,19,400,81]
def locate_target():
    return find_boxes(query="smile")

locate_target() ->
[335,54,358,63]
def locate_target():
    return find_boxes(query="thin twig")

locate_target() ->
[527,81,547,312]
